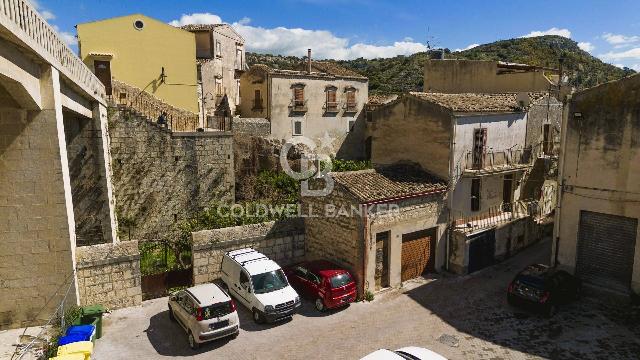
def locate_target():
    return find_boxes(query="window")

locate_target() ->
[330,273,352,288]
[366,111,373,122]
[290,84,307,112]
[294,87,304,106]
[325,87,338,112]
[472,128,487,169]
[194,31,213,58]
[345,88,357,112]
[543,123,551,155]
[253,89,263,110]
[293,120,302,135]
[196,65,202,82]
[471,178,481,212]
[365,136,372,160]
[133,20,144,30]
[236,48,243,69]
[251,269,289,294]
[239,271,250,289]
[216,40,222,57]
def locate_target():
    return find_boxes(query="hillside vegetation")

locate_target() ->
[247,36,635,95]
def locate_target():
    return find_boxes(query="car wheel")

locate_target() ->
[252,309,264,324]
[168,306,175,321]
[545,304,557,318]
[188,331,199,350]
[315,298,326,312]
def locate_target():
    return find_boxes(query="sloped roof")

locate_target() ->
[368,94,399,106]
[331,165,447,203]
[249,62,367,80]
[307,61,366,79]
[180,24,226,31]
[409,92,548,113]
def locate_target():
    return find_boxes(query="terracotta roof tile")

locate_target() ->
[331,165,447,203]
[250,62,367,80]
[180,24,225,31]
[409,92,548,113]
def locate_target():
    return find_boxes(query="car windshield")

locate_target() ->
[330,273,352,288]
[251,269,289,294]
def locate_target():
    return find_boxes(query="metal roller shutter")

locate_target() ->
[576,211,637,293]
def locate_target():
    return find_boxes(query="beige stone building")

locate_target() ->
[0,2,143,329]
[239,55,369,158]
[424,59,557,94]
[368,92,560,274]
[303,165,447,294]
[181,24,246,127]
[553,74,640,296]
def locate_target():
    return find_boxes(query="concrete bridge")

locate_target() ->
[0,0,119,329]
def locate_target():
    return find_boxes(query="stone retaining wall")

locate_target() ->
[75,241,142,310]
[191,218,305,285]
[109,110,235,241]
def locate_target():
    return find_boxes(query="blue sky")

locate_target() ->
[32,0,640,69]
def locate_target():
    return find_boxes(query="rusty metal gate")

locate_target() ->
[401,229,436,281]
[576,211,637,293]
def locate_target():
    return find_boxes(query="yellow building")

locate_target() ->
[77,14,199,112]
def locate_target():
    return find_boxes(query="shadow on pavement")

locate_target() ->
[403,240,640,359]
[145,310,235,356]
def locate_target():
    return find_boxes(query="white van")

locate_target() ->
[220,248,300,323]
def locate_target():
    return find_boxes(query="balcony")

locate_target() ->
[461,147,533,176]
[344,102,358,113]
[289,99,308,113]
[452,200,541,234]
[323,101,339,113]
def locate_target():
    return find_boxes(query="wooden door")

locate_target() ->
[375,231,390,290]
[401,229,435,281]
[94,60,112,95]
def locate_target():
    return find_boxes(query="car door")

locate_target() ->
[174,292,191,330]
[306,271,322,299]
[233,270,253,308]
[291,266,310,296]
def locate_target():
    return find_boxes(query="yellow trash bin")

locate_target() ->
[49,354,86,360]
[56,341,93,360]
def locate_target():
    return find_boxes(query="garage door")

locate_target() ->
[576,211,637,293]
[401,229,435,281]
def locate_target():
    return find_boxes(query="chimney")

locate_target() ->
[307,48,312,74]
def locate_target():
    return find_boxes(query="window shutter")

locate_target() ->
[294,87,304,106]
[294,121,302,135]
[347,90,356,105]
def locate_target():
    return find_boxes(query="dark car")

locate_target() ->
[507,264,581,317]
[285,260,357,312]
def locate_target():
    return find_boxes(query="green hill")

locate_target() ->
[247,35,634,95]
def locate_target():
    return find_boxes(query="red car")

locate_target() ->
[285,260,357,312]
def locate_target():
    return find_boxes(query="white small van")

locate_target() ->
[220,248,300,323]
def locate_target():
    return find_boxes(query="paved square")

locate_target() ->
[93,241,640,359]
